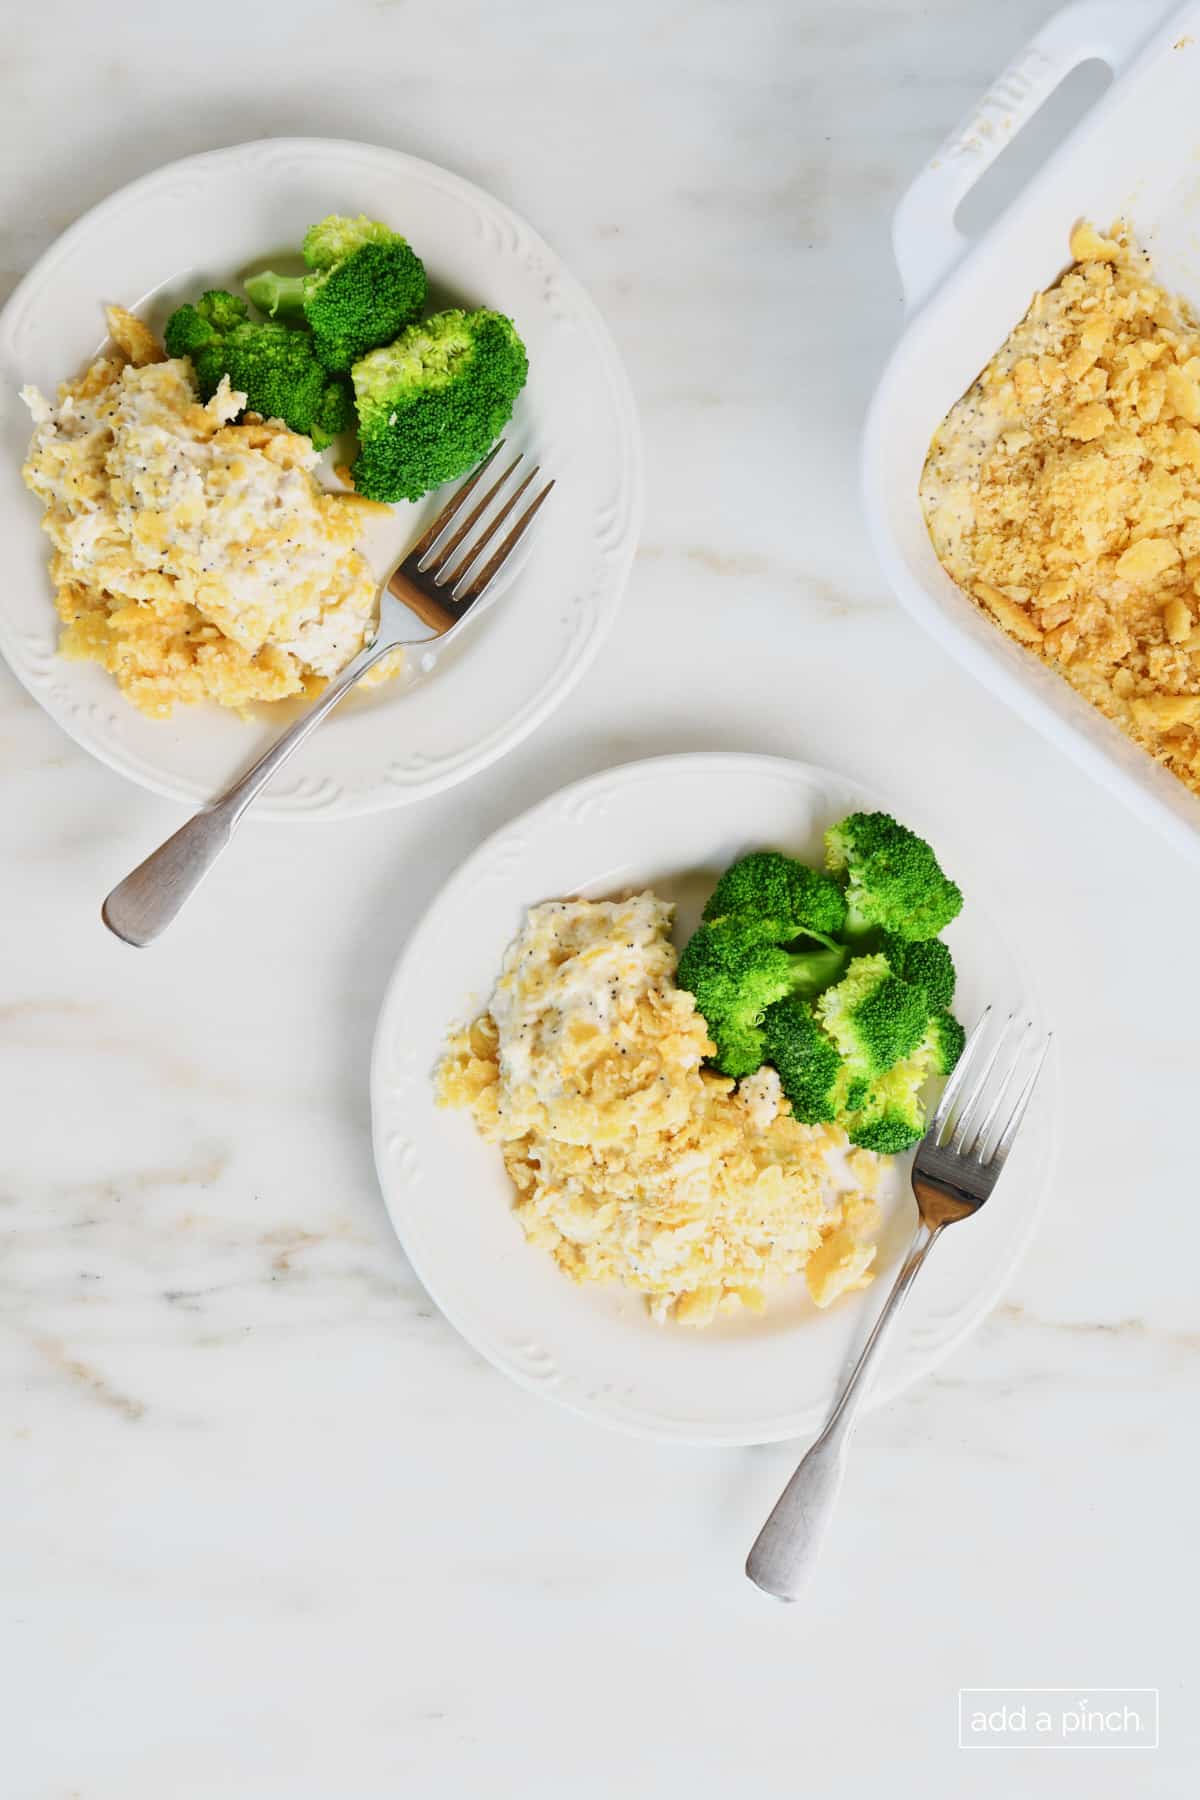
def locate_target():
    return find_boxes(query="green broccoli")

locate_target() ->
[700,849,847,941]
[350,308,529,503]
[815,953,930,1085]
[922,1007,966,1076]
[245,214,427,374]
[761,997,845,1124]
[843,1068,929,1155]
[842,1004,966,1154]
[677,915,848,1078]
[163,290,351,449]
[167,288,247,338]
[825,811,963,943]
[880,932,956,1009]
[765,990,966,1151]
[678,834,967,1150]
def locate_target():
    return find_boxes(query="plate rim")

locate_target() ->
[0,135,644,820]
[370,749,1058,1445]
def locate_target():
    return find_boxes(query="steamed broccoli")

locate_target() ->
[922,1007,966,1077]
[825,811,963,943]
[880,932,956,1009]
[350,308,529,503]
[842,1004,966,1154]
[245,214,427,373]
[842,1067,929,1155]
[679,828,967,1147]
[765,989,965,1150]
[168,288,248,337]
[163,290,351,449]
[761,996,846,1124]
[677,915,848,1078]
[815,954,930,1084]
[700,850,847,941]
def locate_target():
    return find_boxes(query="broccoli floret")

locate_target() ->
[164,288,248,347]
[303,214,398,267]
[880,932,956,1009]
[825,811,963,943]
[842,1005,966,1154]
[844,1070,928,1155]
[163,290,351,449]
[922,1007,966,1077]
[815,953,930,1084]
[700,849,847,941]
[677,916,848,1078]
[761,997,844,1124]
[350,308,528,503]
[245,214,427,373]
[164,290,254,359]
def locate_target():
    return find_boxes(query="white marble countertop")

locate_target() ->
[4,0,1197,1793]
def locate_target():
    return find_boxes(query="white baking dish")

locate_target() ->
[863,0,1200,861]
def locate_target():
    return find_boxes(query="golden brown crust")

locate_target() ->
[436,901,882,1324]
[21,350,394,717]
[104,305,166,367]
[921,221,1200,796]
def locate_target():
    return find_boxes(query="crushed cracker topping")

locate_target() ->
[21,325,397,717]
[436,895,881,1325]
[921,221,1200,797]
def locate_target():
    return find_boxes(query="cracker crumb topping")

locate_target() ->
[921,221,1200,796]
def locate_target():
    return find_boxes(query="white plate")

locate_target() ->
[0,138,642,818]
[371,753,1057,1445]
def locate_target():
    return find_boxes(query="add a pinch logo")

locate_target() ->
[958,1689,1159,1750]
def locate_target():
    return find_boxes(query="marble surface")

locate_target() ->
[3,0,1197,1793]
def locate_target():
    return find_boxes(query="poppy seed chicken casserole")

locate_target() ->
[20,307,393,717]
[921,221,1200,797]
[437,894,883,1325]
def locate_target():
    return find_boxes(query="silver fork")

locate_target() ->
[745,1010,1051,1602]
[102,445,553,947]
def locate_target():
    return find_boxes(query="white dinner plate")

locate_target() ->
[371,753,1057,1445]
[0,138,642,818]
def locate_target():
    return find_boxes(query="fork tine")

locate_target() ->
[439,466,539,588]
[452,478,556,604]
[964,1017,1033,1158]
[929,1005,992,1137]
[404,441,507,564]
[951,1014,1027,1156]
[421,454,524,575]
[987,1033,1052,1167]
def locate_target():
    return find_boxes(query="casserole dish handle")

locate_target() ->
[892,0,1165,311]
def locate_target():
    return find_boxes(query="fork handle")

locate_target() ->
[745,1218,942,1602]
[102,640,387,947]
